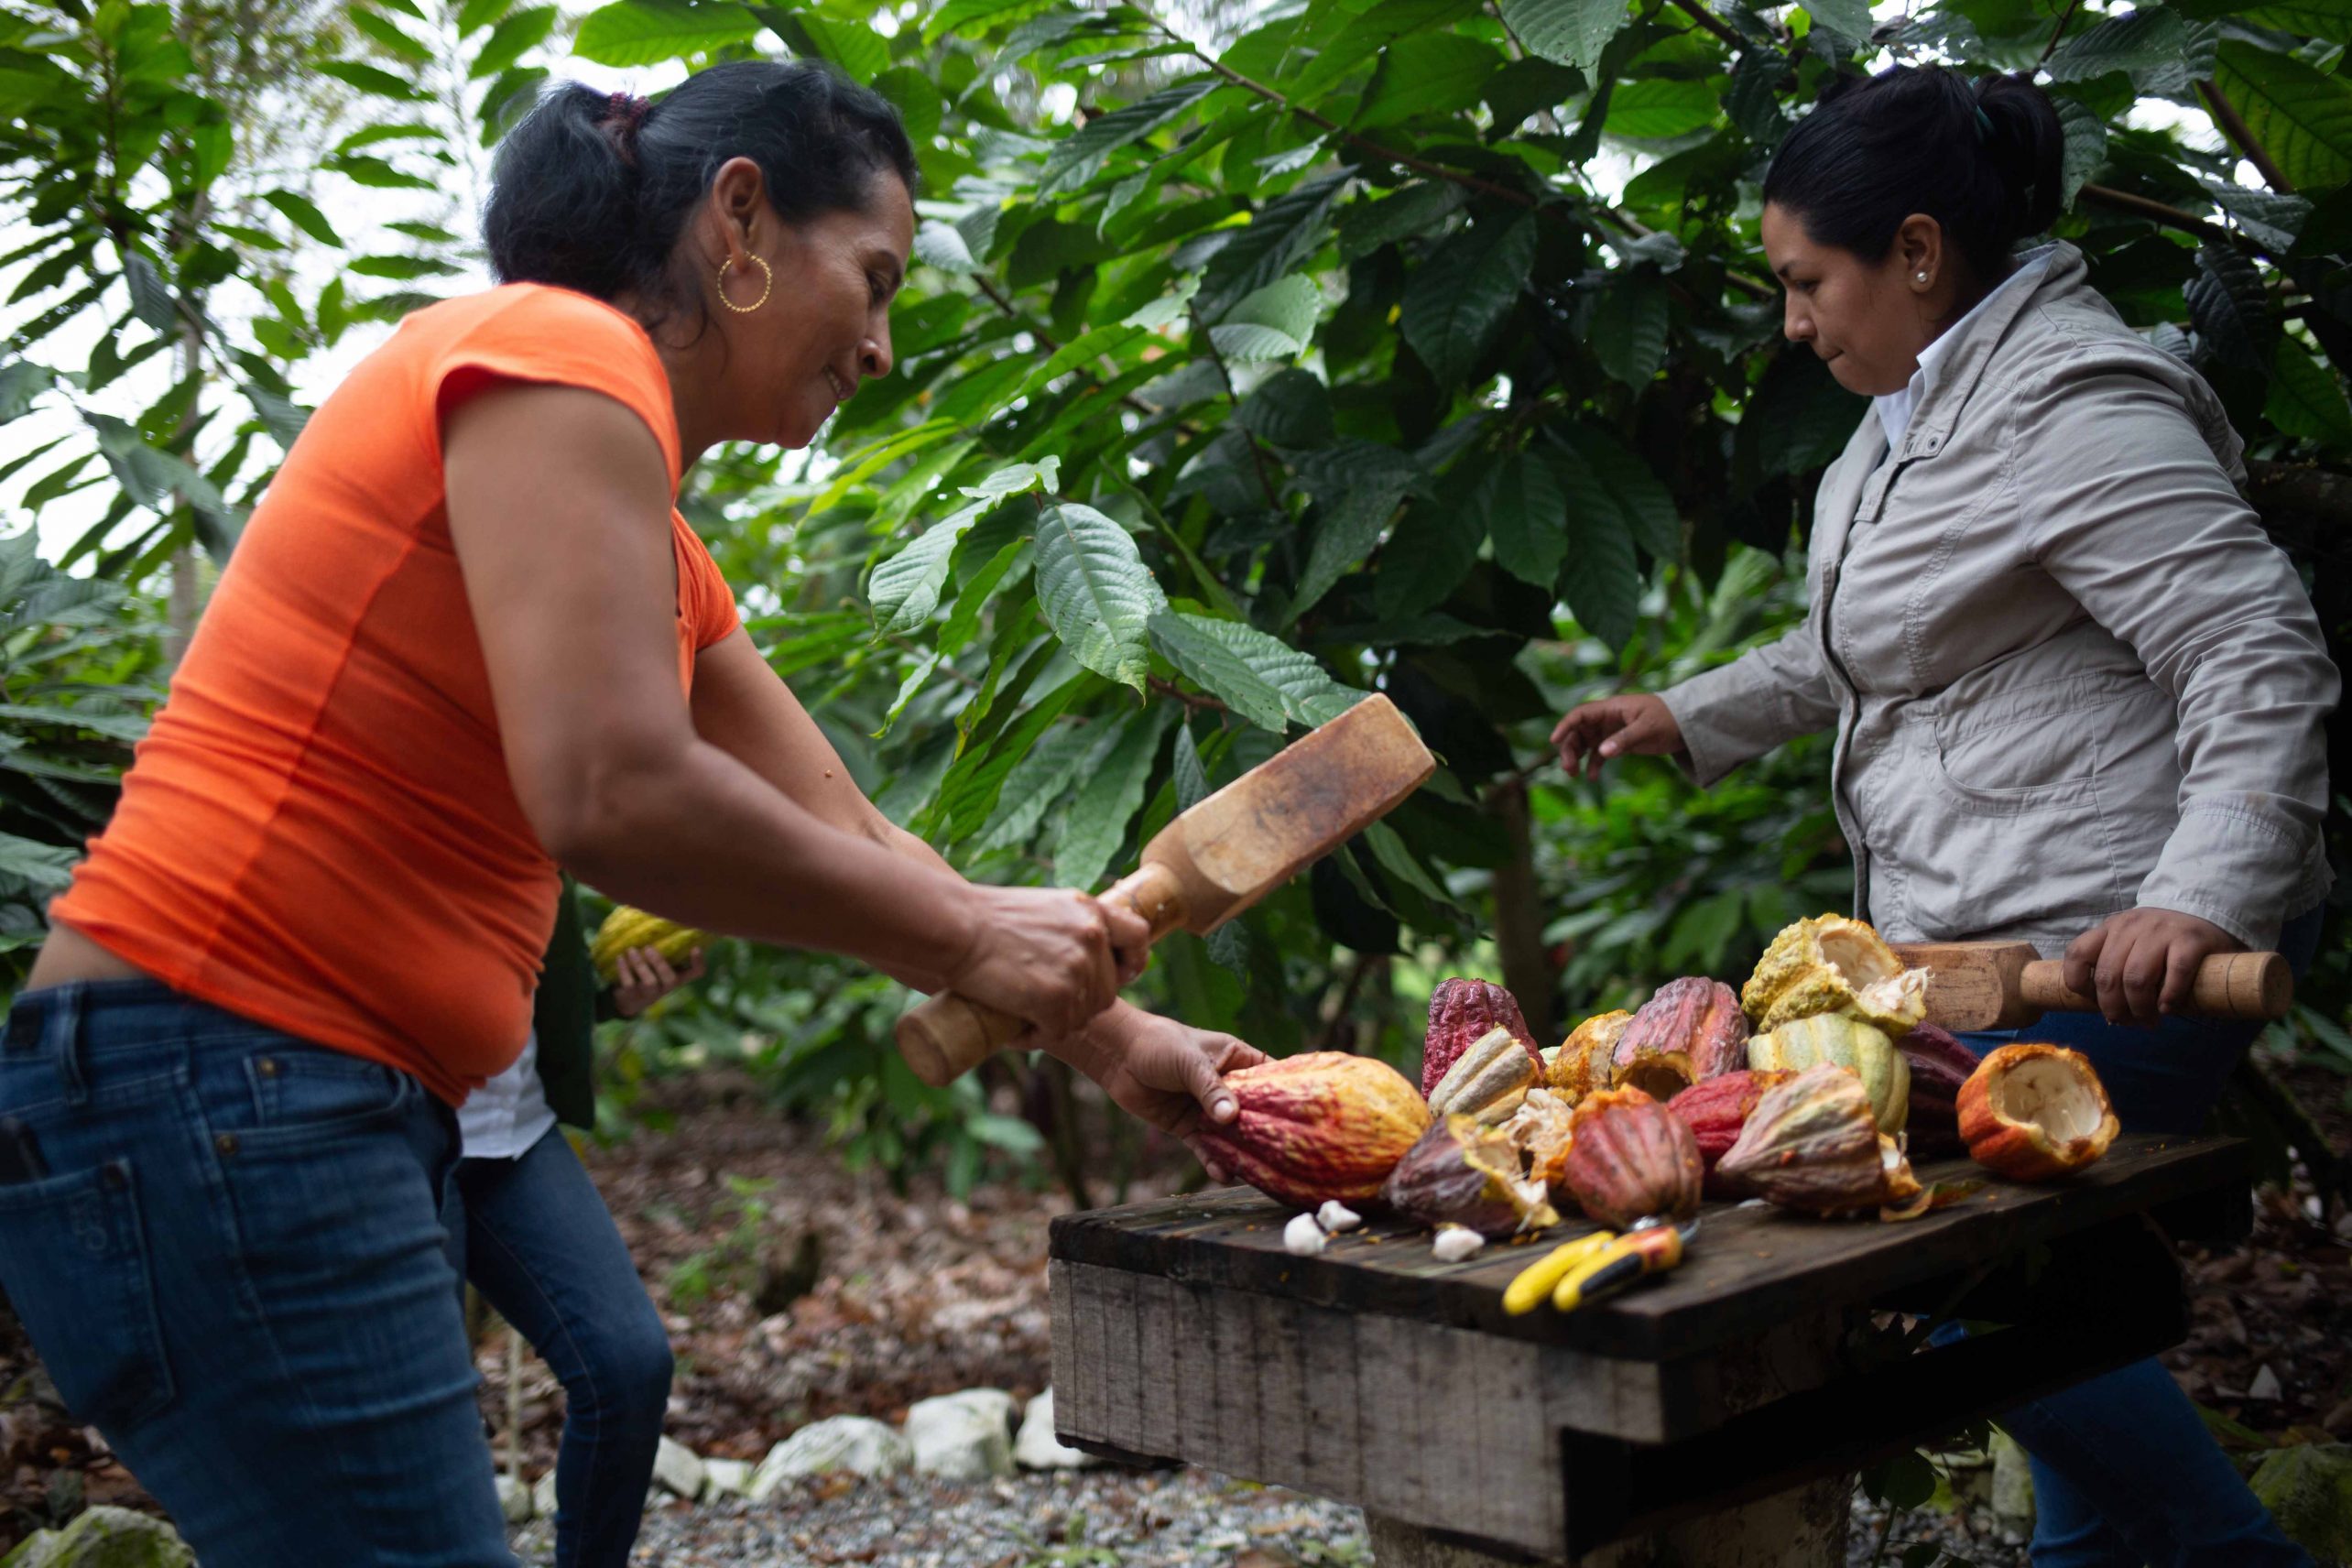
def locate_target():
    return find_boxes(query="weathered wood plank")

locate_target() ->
[1048,1135,2242,1358]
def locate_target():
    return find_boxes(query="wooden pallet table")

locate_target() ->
[1049,1133,2248,1567]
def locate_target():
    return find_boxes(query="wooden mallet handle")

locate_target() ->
[893,864,1189,1088]
[2017,950,2292,1021]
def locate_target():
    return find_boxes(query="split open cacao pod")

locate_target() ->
[1667,1068,1793,1196]
[1956,1043,2118,1181]
[1742,914,1928,1036]
[1609,976,1749,1100]
[1715,1063,1922,1213]
[1421,978,1542,1096]
[1427,1025,1540,1124]
[1549,1009,1632,1103]
[1383,1114,1561,1238]
[1192,1051,1432,1208]
[1746,1013,1911,1135]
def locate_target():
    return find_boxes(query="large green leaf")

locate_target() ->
[2267,335,2352,447]
[572,0,757,65]
[469,5,557,77]
[1336,180,1466,259]
[868,502,985,635]
[2053,95,2109,207]
[1554,424,1682,561]
[1400,211,1538,386]
[1800,0,1872,43]
[1500,0,1628,73]
[1356,34,1503,128]
[1197,171,1354,319]
[1294,440,1422,614]
[2213,38,2352,192]
[2185,243,2274,371]
[1605,79,1721,140]
[262,190,343,246]
[1040,82,1218,197]
[974,722,1097,851]
[1589,268,1669,386]
[1034,502,1167,691]
[1149,611,1291,732]
[1545,446,1641,650]
[1055,705,1173,890]
[2046,7,2206,85]
[1209,275,1321,360]
[1375,496,1486,617]
[1158,614,1360,727]
[1478,450,1568,588]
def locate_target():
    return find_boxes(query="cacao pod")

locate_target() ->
[589,906,713,981]
[1666,1069,1793,1196]
[1192,1052,1432,1208]
[1498,1086,1577,1190]
[1741,914,1928,1036]
[1897,1023,1981,1160]
[1421,978,1541,1095]
[1747,1014,1911,1134]
[1382,1114,1560,1238]
[1957,1043,2118,1181]
[1427,1026,1539,1124]
[1549,1010,1632,1102]
[1610,977,1749,1100]
[1560,1086,1704,1229]
[1715,1063,1922,1213]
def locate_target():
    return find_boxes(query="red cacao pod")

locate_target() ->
[1715,1064,1922,1213]
[1610,977,1750,1101]
[1667,1069,1793,1196]
[1957,1043,2118,1181]
[1383,1114,1560,1238]
[1898,1023,1981,1160]
[1194,1052,1432,1208]
[1421,978,1542,1096]
[1560,1086,1704,1228]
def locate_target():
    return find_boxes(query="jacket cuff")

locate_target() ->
[1658,661,1802,789]
[2136,794,2321,951]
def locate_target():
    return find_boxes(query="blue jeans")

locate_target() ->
[1948,904,2326,1568]
[445,1127,672,1568]
[0,980,512,1565]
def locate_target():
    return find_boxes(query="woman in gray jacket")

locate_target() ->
[1555,66,2332,1568]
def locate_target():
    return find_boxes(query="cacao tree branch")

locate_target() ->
[2037,0,2085,67]
[969,272,1167,422]
[1148,674,1229,714]
[1668,0,1746,51]
[2077,182,2267,256]
[2197,80,2293,193]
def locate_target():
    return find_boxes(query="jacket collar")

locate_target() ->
[1896,242,2083,462]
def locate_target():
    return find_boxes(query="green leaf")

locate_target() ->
[329,155,439,191]
[2185,242,2273,372]
[0,362,55,422]
[469,5,556,77]
[1589,268,1669,386]
[124,254,173,332]
[923,0,1057,46]
[2201,179,2309,252]
[1553,424,1681,561]
[1478,451,1568,588]
[1160,614,1360,727]
[1356,34,1502,127]
[1401,211,1537,386]
[1034,502,1168,691]
[0,832,77,895]
[318,59,428,99]
[1210,274,1320,360]
[2212,38,2352,192]
[1197,170,1353,320]
[244,383,309,448]
[974,722,1096,851]
[1148,610,1291,732]
[2046,7,2209,86]
[572,0,756,65]
[349,5,435,62]
[875,650,939,737]
[873,66,944,145]
[1800,0,1871,44]
[457,0,519,34]
[1295,440,1421,614]
[262,190,342,246]
[913,221,980,276]
[2054,95,2108,208]
[1375,495,1485,617]
[1604,78,1720,140]
[1501,0,1628,73]
[1738,348,1866,483]
[958,457,1062,500]
[1336,180,1466,260]
[349,254,463,279]
[2267,335,2352,447]
[1234,368,1335,448]
[1546,445,1641,650]
[1056,705,1173,890]
[1040,81,1217,197]
[870,502,985,635]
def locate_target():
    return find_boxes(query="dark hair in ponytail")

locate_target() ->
[483,60,917,320]
[1762,65,2063,284]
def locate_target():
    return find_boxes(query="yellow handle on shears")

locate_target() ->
[1552,1224,1688,1313]
[1502,1230,1619,1315]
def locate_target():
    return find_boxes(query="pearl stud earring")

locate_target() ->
[1916,271,1929,283]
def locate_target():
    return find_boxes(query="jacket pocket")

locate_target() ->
[1925,678,2107,811]
[0,1157,174,1430]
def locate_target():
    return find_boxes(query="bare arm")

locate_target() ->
[443,384,1132,1040]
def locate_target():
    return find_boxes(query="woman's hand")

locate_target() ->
[1552,694,1684,780]
[2063,908,2241,1029]
[611,944,705,1018]
[944,886,1153,1042]
[1083,1012,1269,1170]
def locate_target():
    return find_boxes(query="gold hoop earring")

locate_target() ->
[716,254,772,314]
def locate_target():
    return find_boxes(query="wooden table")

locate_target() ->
[1048,1133,2247,1567]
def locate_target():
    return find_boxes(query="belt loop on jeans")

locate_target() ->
[47,986,88,1107]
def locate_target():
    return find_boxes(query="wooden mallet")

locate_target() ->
[895,694,1437,1087]
[1887,940,2292,1031]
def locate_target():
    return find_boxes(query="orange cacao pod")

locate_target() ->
[1610,977,1750,1100]
[1422,978,1541,1095]
[1560,1086,1704,1228]
[1549,1009,1631,1102]
[1194,1052,1432,1208]
[1956,1043,2118,1181]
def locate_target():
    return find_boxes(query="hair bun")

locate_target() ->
[1975,71,2063,241]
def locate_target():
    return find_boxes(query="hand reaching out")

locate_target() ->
[1551,694,1683,780]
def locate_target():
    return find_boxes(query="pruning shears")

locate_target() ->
[1501,1216,1697,1316]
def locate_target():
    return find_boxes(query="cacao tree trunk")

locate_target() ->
[1489,779,1557,1042]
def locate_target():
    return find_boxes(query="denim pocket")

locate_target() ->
[0,1157,174,1430]
[238,1043,412,1148]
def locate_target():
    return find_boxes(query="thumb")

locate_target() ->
[1191,1051,1238,1123]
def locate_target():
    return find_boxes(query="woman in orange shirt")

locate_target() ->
[0,62,1258,1564]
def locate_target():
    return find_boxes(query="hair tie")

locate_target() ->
[604,92,651,164]
[1974,103,1995,141]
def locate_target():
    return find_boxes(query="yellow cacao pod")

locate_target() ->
[588,906,710,981]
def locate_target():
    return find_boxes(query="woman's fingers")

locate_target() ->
[2062,925,2106,1004]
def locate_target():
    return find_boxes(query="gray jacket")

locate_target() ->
[1661,244,2336,956]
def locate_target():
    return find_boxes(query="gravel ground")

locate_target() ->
[505,1467,2036,1568]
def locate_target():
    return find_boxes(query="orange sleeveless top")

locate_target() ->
[52,285,739,1105]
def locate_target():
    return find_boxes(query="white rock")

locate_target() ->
[2250,1364,2285,1402]
[907,1388,1019,1481]
[1283,1214,1329,1255]
[1015,1389,1103,1471]
[652,1434,707,1499]
[495,1474,533,1524]
[1315,1200,1362,1233]
[748,1415,912,1501]
[533,1468,559,1519]
[703,1458,753,1497]
[1432,1224,1484,1262]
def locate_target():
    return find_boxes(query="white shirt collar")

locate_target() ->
[1874,245,2057,450]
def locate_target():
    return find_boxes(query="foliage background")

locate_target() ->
[6,0,2352,1197]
